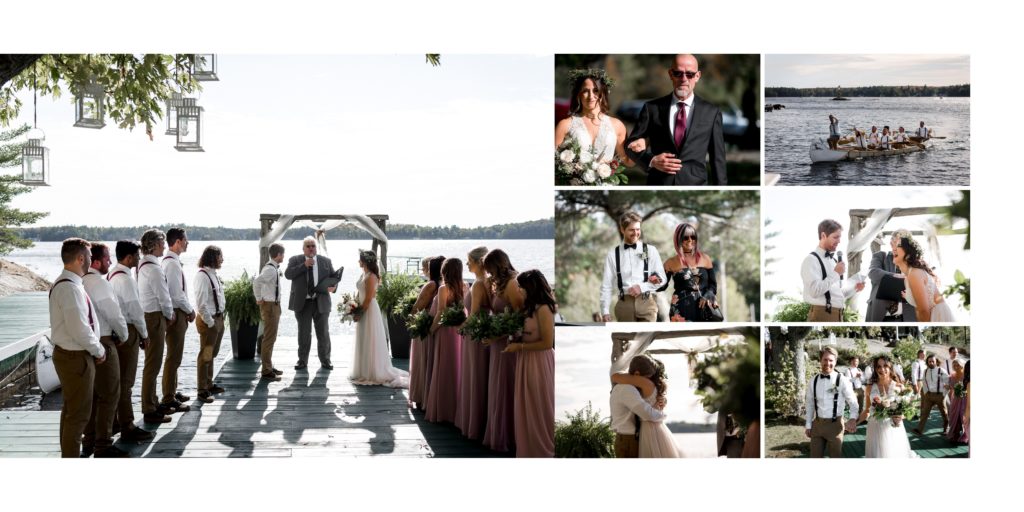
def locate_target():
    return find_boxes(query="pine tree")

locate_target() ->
[0,124,48,255]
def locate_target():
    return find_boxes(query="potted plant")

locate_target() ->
[376,271,423,359]
[554,402,616,458]
[224,270,261,360]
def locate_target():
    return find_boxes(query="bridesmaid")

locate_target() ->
[455,246,491,440]
[425,258,466,424]
[408,257,439,411]
[504,269,556,458]
[946,358,969,444]
[481,249,523,453]
[422,256,445,406]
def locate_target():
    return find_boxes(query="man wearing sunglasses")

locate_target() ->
[624,54,727,186]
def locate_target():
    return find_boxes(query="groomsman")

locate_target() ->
[80,243,130,457]
[48,238,106,457]
[194,246,227,403]
[107,240,155,442]
[253,243,285,381]
[138,229,175,424]
[911,350,927,394]
[609,355,666,458]
[805,347,859,458]
[913,355,949,435]
[160,228,194,412]
[945,346,959,375]
[600,210,665,322]
[801,219,865,322]
[842,356,865,411]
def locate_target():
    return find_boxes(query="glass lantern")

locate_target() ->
[21,133,50,186]
[73,81,106,129]
[174,98,204,152]
[164,92,182,136]
[192,54,218,82]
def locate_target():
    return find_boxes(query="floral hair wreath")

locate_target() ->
[567,68,615,90]
[358,250,377,264]
[895,231,924,258]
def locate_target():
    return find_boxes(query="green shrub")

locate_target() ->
[378,272,423,318]
[224,270,260,328]
[771,297,858,322]
[693,337,760,428]
[554,402,616,458]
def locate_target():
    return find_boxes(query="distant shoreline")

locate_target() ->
[765,84,969,98]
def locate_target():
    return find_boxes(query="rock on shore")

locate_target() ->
[0,258,51,298]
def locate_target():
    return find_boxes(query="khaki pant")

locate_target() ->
[142,312,167,414]
[614,433,639,458]
[113,326,140,431]
[53,346,95,458]
[917,391,949,433]
[162,308,189,403]
[613,294,658,322]
[259,302,281,375]
[807,305,843,322]
[809,417,845,458]
[83,338,120,452]
[196,315,225,391]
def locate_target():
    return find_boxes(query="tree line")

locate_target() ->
[765,84,970,98]
[13,218,555,242]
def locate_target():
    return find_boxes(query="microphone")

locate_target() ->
[836,251,844,281]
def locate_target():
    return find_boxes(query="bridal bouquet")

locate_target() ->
[337,293,361,324]
[406,310,433,339]
[555,136,628,186]
[953,382,966,398]
[491,307,526,342]
[871,387,920,426]
[438,301,468,327]
[459,310,496,341]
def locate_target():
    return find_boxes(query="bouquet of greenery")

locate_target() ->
[491,307,526,341]
[438,301,467,327]
[459,310,496,341]
[871,386,920,427]
[953,382,966,398]
[337,292,361,324]
[555,135,628,186]
[406,310,433,339]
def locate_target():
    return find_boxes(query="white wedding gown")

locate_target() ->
[350,272,409,388]
[864,383,919,458]
[567,115,617,162]
[905,268,955,322]
[638,392,683,458]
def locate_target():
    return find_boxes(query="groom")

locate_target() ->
[805,347,859,458]
[285,236,337,370]
[801,219,865,322]
[866,230,916,322]
[609,354,665,458]
[625,54,727,186]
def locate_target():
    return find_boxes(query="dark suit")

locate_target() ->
[625,93,727,186]
[866,251,916,321]
[285,254,335,366]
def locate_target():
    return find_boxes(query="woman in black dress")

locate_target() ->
[658,223,720,322]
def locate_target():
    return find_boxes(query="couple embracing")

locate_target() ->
[609,353,682,458]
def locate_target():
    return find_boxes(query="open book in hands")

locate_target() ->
[314,267,344,294]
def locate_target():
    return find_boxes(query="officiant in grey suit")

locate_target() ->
[286,236,338,370]
[866,230,916,322]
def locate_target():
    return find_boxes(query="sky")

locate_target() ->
[4,54,554,228]
[766,54,970,88]
[763,188,969,320]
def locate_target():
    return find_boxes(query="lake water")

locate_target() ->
[765,97,970,186]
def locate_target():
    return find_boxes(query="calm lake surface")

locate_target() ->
[765,97,970,186]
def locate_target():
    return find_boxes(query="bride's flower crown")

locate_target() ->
[568,68,615,90]
[359,250,377,265]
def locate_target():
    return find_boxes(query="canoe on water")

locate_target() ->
[810,138,926,163]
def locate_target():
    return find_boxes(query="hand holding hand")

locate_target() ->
[651,153,681,174]
[601,314,612,322]
[855,281,866,292]
[844,419,858,433]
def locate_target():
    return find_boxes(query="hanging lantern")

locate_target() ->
[73,80,106,129]
[164,92,182,136]
[192,54,218,82]
[174,97,204,152]
[21,130,50,186]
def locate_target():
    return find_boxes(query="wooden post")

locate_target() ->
[259,217,274,269]
[848,214,865,276]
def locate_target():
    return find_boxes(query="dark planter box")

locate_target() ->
[230,320,260,360]
[387,315,411,359]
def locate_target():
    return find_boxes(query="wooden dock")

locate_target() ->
[0,337,502,458]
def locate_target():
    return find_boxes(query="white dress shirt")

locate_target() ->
[107,262,148,338]
[868,131,880,145]
[893,363,904,381]
[253,261,281,303]
[138,254,174,319]
[917,125,928,138]
[600,242,666,315]
[944,357,958,375]
[609,384,665,435]
[842,366,864,390]
[48,269,104,358]
[911,359,926,385]
[804,370,859,429]
[82,268,129,341]
[801,247,859,309]
[922,367,949,394]
[894,132,907,143]
[194,267,226,327]
[668,92,695,142]
[162,252,194,314]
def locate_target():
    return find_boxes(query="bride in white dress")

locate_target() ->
[555,69,634,167]
[611,359,683,458]
[350,250,409,388]
[858,356,918,458]
[893,234,955,322]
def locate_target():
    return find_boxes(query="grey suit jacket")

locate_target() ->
[866,251,916,321]
[284,254,335,314]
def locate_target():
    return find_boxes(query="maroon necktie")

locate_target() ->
[674,101,687,149]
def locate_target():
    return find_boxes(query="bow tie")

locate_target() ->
[624,243,637,250]
[824,251,834,259]
[820,373,833,379]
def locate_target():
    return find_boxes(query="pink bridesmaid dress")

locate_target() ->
[482,293,517,452]
[425,293,463,424]
[455,286,490,440]
[407,284,434,410]
[513,314,555,457]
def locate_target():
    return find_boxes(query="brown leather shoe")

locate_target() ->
[196,391,215,403]
[143,412,172,424]
[261,373,282,381]
[119,427,155,442]
[208,384,226,394]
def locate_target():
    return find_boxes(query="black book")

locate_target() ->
[875,273,905,302]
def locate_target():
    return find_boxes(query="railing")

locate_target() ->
[0,329,49,401]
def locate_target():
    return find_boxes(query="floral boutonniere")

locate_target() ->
[640,247,650,262]
[827,384,839,394]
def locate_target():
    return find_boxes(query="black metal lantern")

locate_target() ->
[174,98,204,152]
[73,81,106,129]
[164,92,182,136]
[21,130,50,186]
[192,54,218,82]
